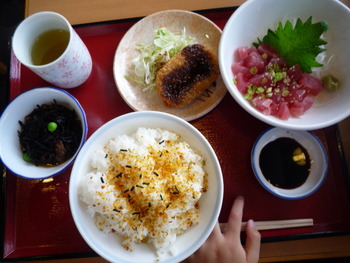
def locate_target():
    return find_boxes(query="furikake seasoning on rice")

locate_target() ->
[79,127,208,255]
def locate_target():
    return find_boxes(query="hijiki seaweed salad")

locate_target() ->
[18,100,82,166]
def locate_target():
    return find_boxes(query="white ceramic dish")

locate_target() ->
[219,0,350,130]
[251,127,328,199]
[114,10,226,121]
[69,111,223,263]
[0,87,88,179]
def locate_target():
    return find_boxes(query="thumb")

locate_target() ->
[245,220,261,263]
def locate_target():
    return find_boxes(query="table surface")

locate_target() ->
[9,0,350,262]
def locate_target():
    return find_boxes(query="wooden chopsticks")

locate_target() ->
[219,218,314,232]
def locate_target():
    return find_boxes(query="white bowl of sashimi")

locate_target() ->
[219,0,350,130]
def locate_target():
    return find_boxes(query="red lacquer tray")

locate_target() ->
[3,8,350,260]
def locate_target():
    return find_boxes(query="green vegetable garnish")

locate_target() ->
[273,72,286,83]
[23,153,31,162]
[250,67,258,74]
[124,28,195,91]
[254,17,328,73]
[244,85,263,100]
[47,122,58,132]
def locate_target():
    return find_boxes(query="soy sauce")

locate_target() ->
[259,137,311,189]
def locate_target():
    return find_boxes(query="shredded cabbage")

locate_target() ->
[125,28,196,91]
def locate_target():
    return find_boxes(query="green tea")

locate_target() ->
[31,29,70,65]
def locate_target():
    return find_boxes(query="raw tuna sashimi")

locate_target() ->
[233,43,323,120]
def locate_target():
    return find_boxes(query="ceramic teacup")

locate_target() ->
[12,11,92,88]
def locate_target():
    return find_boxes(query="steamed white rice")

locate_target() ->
[79,127,207,255]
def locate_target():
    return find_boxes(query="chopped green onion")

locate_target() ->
[256,87,265,94]
[273,72,286,82]
[250,66,258,74]
[261,53,268,59]
[282,88,289,97]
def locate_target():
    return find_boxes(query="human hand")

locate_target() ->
[188,196,261,263]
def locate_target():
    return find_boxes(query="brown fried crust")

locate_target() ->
[155,44,219,108]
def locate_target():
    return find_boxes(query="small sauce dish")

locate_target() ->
[251,127,328,199]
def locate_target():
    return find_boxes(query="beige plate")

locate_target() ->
[113,10,226,121]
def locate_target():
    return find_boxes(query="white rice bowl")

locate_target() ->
[81,127,206,254]
[69,111,223,263]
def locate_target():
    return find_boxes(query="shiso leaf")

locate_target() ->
[254,17,328,73]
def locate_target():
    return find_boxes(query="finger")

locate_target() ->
[188,222,222,263]
[225,195,244,239]
[245,219,261,263]
[208,221,222,240]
